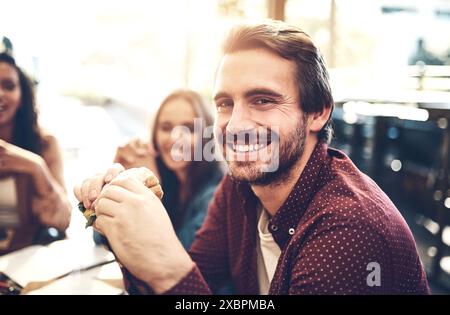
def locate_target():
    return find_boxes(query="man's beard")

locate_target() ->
[227,120,307,187]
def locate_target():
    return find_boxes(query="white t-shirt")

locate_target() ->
[256,205,282,295]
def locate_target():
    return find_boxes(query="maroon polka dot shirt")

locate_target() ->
[124,141,430,295]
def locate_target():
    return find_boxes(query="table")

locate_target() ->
[0,238,124,295]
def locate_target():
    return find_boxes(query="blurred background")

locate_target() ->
[1,0,450,293]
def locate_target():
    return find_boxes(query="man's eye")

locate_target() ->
[254,98,273,105]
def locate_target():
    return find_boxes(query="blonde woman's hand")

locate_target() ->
[113,138,159,176]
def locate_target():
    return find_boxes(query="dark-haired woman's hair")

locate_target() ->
[151,90,222,229]
[0,53,45,154]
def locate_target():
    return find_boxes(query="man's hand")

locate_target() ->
[74,166,193,293]
[73,163,125,210]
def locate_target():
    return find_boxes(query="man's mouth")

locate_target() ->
[231,143,268,153]
[225,131,273,154]
[0,104,7,112]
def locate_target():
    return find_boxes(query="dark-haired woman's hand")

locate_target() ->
[0,139,43,175]
[113,138,159,178]
[0,137,72,231]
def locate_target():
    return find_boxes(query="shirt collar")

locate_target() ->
[234,141,332,249]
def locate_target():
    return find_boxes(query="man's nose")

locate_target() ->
[226,102,255,134]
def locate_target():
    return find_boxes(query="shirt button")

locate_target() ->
[271,224,278,232]
[288,228,295,235]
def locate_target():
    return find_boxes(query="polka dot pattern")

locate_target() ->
[122,142,430,295]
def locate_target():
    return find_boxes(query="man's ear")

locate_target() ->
[308,105,332,133]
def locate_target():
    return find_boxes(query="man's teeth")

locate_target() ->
[232,143,268,152]
[0,105,5,112]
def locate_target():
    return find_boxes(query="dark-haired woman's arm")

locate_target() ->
[30,135,71,231]
[0,136,71,231]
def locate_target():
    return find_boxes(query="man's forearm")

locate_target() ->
[122,262,212,295]
[143,249,195,294]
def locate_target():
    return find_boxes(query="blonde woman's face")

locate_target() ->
[155,98,199,172]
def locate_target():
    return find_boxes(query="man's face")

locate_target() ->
[213,47,308,186]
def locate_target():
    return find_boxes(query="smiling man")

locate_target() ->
[75,20,430,294]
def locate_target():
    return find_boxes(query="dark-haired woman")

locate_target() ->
[0,53,71,254]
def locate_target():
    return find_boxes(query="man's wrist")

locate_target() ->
[145,251,194,294]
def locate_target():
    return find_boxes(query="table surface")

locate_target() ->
[0,238,124,295]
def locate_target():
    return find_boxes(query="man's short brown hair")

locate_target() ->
[222,20,334,143]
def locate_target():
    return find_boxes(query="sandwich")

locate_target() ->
[78,169,163,228]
